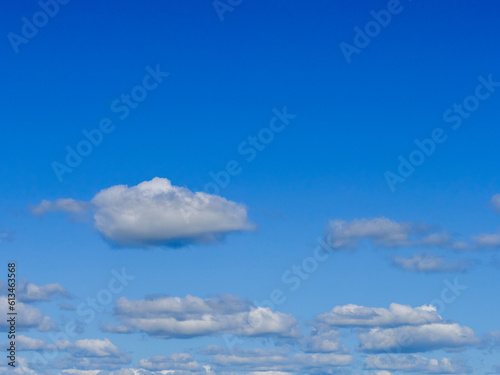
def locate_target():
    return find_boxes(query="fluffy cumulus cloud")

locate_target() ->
[0,231,14,243]
[32,177,254,247]
[358,323,478,353]
[316,303,442,328]
[326,217,452,250]
[16,280,70,303]
[459,193,500,250]
[106,294,300,339]
[0,297,57,332]
[209,347,352,373]
[60,358,214,375]
[365,354,468,374]
[10,326,477,374]
[2,335,47,351]
[392,254,470,273]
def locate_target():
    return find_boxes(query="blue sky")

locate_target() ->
[1,0,500,374]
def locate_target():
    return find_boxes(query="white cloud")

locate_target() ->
[3,335,47,351]
[210,347,352,373]
[0,297,57,332]
[392,254,470,273]
[17,280,69,303]
[491,194,500,213]
[301,328,347,353]
[316,303,442,327]
[55,338,122,357]
[480,330,500,350]
[462,194,500,249]
[62,364,213,375]
[61,371,102,375]
[60,302,76,311]
[100,324,135,334]
[473,233,500,248]
[0,231,14,243]
[358,323,478,353]
[326,217,412,249]
[32,198,88,215]
[365,354,468,374]
[52,338,130,371]
[3,337,130,373]
[325,217,453,250]
[139,354,204,372]
[109,294,300,339]
[33,177,254,247]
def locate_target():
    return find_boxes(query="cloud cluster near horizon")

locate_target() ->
[0,278,490,375]
[5,296,487,375]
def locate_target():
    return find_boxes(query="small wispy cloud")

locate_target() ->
[392,253,472,273]
[325,217,454,250]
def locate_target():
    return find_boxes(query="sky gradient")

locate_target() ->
[1,0,500,374]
